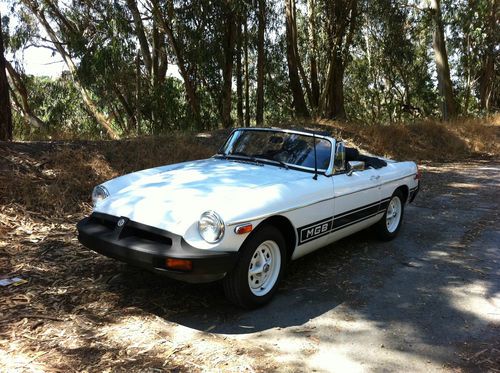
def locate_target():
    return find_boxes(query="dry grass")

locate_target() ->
[1,118,498,220]
[0,120,499,372]
[310,115,500,162]
[0,132,221,219]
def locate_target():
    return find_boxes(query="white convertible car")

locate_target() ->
[77,128,420,308]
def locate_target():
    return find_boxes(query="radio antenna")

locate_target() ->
[313,131,318,180]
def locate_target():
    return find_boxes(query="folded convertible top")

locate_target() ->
[345,147,388,169]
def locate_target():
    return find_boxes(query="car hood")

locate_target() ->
[94,158,310,237]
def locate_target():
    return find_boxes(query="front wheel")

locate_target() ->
[374,190,405,240]
[223,226,286,309]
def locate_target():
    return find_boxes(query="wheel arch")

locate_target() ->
[394,184,409,203]
[243,215,297,261]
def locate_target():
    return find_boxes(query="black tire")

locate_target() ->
[374,190,405,241]
[223,225,286,309]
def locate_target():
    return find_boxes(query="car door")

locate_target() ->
[331,143,382,235]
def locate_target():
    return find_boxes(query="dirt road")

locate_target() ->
[1,160,499,372]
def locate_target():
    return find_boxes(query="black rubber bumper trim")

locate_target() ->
[76,213,238,283]
[409,182,420,203]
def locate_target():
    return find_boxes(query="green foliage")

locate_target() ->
[13,75,96,139]
[4,0,498,140]
[345,0,440,122]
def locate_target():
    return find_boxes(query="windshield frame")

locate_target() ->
[216,128,335,175]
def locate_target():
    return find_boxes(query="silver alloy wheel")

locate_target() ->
[248,240,281,296]
[386,196,402,233]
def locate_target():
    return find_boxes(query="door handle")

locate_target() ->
[370,175,381,180]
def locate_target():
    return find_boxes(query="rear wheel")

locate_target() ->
[223,226,286,309]
[375,190,405,240]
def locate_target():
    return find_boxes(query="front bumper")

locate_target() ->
[76,212,238,283]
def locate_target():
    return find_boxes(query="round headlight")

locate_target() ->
[198,211,225,243]
[92,185,109,206]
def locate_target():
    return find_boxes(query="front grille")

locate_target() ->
[90,213,173,247]
[120,225,172,246]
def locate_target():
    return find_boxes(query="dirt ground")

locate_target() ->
[1,157,499,372]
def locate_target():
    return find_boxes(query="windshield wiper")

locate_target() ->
[223,153,264,165]
[266,159,289,170]
[245,156,263,165]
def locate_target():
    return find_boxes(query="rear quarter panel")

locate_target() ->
[378,161,418,202]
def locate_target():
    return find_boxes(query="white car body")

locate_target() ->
[89,128,418,262]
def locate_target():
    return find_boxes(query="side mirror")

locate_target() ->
[347,161,365,176]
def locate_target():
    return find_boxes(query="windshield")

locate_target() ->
[220,129,332,171]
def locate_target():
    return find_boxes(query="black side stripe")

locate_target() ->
[297,198,389,245]
[332,203,381,230]
[331,211,383,233]
[335,198,390,219]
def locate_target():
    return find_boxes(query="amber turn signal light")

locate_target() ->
[234,224,253,234]
[166,258,193,271]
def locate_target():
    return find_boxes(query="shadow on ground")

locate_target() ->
[1,161,499,371]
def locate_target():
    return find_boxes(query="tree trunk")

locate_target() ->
[431,0,458,120]
[308,0,320,110]
[236,16,244,127]
[0,13,13,141]
[479,0,496,111]
[284,0,309,117]
[135,50,141,135]
[244,17,250,127]
[292,0,312,110]
[324,51,347,120]
[221,2,237,129]
[320,0,357,120]
[126,0,152,75]
[113,86,136,134]
[152,22,159,86]
[153,0,202,130]
[5,60,45,128]
[256,0,265,126]
[157,30,168,86]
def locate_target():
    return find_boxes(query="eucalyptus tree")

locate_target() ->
[478,0,497,112]
[345,0,438,122]
[256,0,266,125]
[0,12,13,141]
[307,0,320,109]
[17,0,121,138]
[284,0,309,117]
[4,54,46,130]
[319,0,358,120]
[285,0,358,120]
[446,0,498,114]
[430,0,458,119]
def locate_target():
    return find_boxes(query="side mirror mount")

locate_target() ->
[347,161,365,176]
[333,141,346,174]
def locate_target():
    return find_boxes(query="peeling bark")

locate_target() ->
[5,60,45,129]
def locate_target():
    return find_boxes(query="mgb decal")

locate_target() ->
[298,217,334,244]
